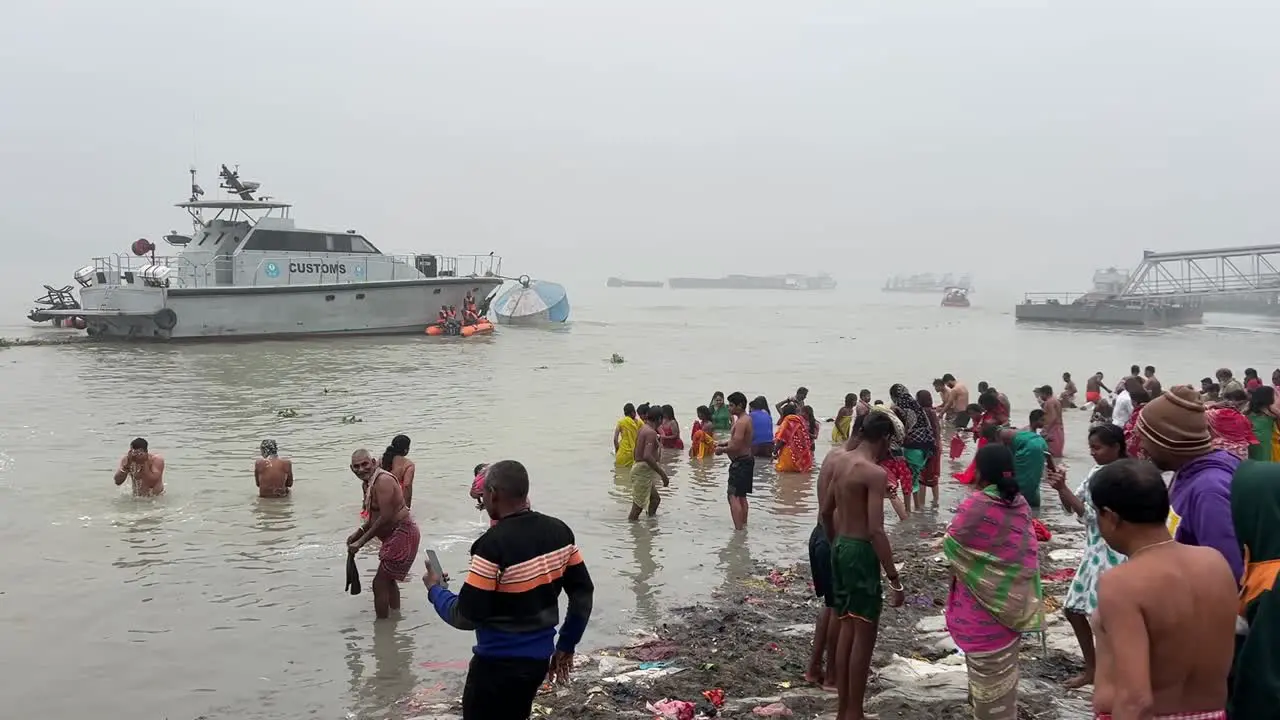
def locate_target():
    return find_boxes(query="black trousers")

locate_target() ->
[461,655,549,720]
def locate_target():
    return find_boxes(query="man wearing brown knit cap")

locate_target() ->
[1135,385,1243,582]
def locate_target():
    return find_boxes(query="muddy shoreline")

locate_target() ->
[403,507,1097,720]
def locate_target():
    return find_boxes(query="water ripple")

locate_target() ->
[2,290,1277,718]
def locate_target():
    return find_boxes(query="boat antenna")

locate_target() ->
[187,165,206,231]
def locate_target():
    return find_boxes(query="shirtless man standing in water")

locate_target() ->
[715,391,754,530]
[254,439,293,498]
[1090,459,1236,720]
[347,449,420,619]
[940,374,970,431]
[628,406,669,520]
[821,412,904,720]
[113,437,165,496]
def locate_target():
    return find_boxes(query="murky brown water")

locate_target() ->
[2,287,1276,719]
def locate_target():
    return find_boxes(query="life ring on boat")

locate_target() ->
[154,308,178,331]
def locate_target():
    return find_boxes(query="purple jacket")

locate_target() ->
[1169,450,1242,582]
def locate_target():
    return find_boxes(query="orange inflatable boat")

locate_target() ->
[425,320,494,337]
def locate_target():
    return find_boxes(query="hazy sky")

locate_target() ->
[2,0,1278,309]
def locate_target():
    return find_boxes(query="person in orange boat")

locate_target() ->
[774,403,815,473]
[658,404,684,450]
[690,406,716,459]
[435,305,449,325]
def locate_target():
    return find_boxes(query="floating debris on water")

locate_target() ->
[610,353,625,364]
[275,408,299,418]
[341,414,363,424]
[0,335,89,349]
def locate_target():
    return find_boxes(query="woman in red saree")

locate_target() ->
[659,404,684,450]
[954,393,1008,484]
[689,406,717,459]
[774,404,814,473]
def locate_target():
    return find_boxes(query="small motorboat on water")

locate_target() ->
[941,287,971,308]
[425,319,494,337]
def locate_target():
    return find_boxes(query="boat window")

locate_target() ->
[349,235,378,253]
[242,230,380,254]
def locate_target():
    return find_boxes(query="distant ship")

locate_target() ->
[667,274,836,291]
[606,277,664,288]
[883,273,972,293]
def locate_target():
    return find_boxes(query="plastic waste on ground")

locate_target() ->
[646,698,696,720]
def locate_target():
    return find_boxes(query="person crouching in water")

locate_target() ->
[748,396,774,457]
[346,449,420,619]
[255,439,293,498]
[690,406,716,459]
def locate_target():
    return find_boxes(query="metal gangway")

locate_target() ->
[1118,244,1280,300]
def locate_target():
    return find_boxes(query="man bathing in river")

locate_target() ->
[628,406,669,520]
[1085,372,1110,406]
[1090,459,1236,720]
[821,412,905,720]
[254,439,293,498]
[113,437,165,496]
[716,391,754,531]
[940,374,970,430]
[347,449,420,619]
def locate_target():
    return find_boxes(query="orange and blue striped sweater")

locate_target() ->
[428,510,594,659]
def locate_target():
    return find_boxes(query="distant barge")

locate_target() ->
[1015,266,1202,327]
[1015,295,1203,326]
[883,273,972,293]
[607,277,663,288]
[667,274,836,291]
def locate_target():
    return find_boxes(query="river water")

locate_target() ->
[2,286,1277,719]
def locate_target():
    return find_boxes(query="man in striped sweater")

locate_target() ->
[423,460,594,720]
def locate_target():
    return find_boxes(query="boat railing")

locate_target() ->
[91,253,233,289]
[1021,292,1089,305]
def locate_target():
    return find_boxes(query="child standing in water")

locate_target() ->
[690,406,716,459]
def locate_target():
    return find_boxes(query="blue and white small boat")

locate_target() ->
[491,277,570,324]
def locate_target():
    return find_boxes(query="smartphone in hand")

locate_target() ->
[1043,450,1057,473]
[425,549,446,588]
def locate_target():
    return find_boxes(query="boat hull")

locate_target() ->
[75,277,502,340]
[1014,302,1202,327]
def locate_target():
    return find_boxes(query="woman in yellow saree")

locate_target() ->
[690,405,717,459]
[775,404,815,473]
[831,393,856,442]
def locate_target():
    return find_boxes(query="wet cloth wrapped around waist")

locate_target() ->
[346,552,361,595]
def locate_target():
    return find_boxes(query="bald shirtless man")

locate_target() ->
[113,437,165,496]
[821,412,905,720]
[347,449,420,619]
[254,439,293,498]
[1090,459,1236,720]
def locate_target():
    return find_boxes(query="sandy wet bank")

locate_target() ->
[398,504,1096,720]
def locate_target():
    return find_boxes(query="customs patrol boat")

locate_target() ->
[48,165,503,340]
